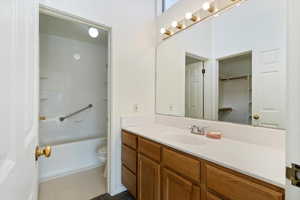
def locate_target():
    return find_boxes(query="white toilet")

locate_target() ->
[96,144,107,177]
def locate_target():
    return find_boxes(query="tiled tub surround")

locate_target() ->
[121,115,286,188]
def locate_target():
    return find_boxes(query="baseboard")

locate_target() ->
[39,162,104,183]
[109,184,127,196]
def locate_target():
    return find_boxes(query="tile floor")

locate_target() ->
[39,167,106,200]
[91,192,134,200]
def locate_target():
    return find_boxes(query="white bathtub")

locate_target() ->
[39,137,106,182]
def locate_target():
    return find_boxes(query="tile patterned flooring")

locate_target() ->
[91,192,134,200]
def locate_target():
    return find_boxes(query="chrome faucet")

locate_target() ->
[189,125,208,135]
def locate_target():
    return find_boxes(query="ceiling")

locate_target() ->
[40,13,108,45]
[186,56,202,65]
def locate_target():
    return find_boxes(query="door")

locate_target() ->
[252,49,285,129]
[286,0,300,199]
[0,0,39,199]
[185,61,204,119]
[162,168,200,200]
[138,154,160,200]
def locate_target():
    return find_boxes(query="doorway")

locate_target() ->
[185,54,205,119]
[218,53,252,125]
[38,8,111,200]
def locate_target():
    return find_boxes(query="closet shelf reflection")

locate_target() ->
[220,75,251,81]
[218,107,233,112]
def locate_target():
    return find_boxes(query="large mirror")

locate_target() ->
[156,0,286,129]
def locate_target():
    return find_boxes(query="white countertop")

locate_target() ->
[122,123,286,188]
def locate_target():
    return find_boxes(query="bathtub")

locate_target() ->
[39,137,106,182]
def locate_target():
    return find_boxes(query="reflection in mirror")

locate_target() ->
[156,0,286,129]
[185,54,205,119]
[218,53,252,125]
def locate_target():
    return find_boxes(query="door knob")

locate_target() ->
[35,145,52,161]
[253,114,260,120]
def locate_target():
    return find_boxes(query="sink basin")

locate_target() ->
[161,133,206,146]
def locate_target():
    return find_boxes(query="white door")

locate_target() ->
[185,62,204,119]
[0,0,40,200]
[286,0,300,199]
[252,49,285,129]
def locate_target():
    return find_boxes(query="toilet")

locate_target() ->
[96,144,107,177]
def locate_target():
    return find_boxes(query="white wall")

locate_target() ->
[39,0,156,195]
[40,32,108,146]
[156,20,212,116]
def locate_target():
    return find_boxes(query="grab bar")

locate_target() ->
[59,104,93,122]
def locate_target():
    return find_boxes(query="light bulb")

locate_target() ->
[202,2,211,11]
[185,12,193,20]
[160,28,167,34]
[160,28,172,36]
[171,21,185,29]
[171,21,178,28]
[203,1,215,13]
[185,12,199,22]
[88,27,99,38]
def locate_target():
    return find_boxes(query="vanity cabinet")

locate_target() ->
[206,192,222,200]
[121,132,137,198]
[206,164,283,200]
[162,148,200,183]
[138,154,160,200]
[163,168,200,200]
[121,131,284,200]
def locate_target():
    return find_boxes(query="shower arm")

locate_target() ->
[59,104,93,122]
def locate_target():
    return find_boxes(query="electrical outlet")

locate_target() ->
[169,105,173,111]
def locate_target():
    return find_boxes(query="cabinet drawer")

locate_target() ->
[206,164,283,200]
[122,145,137,174]
[122,131,137,150]
[138,137,161,162]
[162,148,200,183]
[122,165,137,199]
[207,192,222,200]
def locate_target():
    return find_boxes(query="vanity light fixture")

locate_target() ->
[235,2,241,7]
[202,1,215,13]
[214,8,220,16]
[185,12,199,22]
[171,21,185,29]
[160,0,246,40]
[160,28,172,36]
[202,2,211,10]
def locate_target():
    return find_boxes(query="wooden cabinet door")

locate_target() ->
[122,165,137,198]
[162,168,200,200]
[138,154,160,200]
[207,192,222,200]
